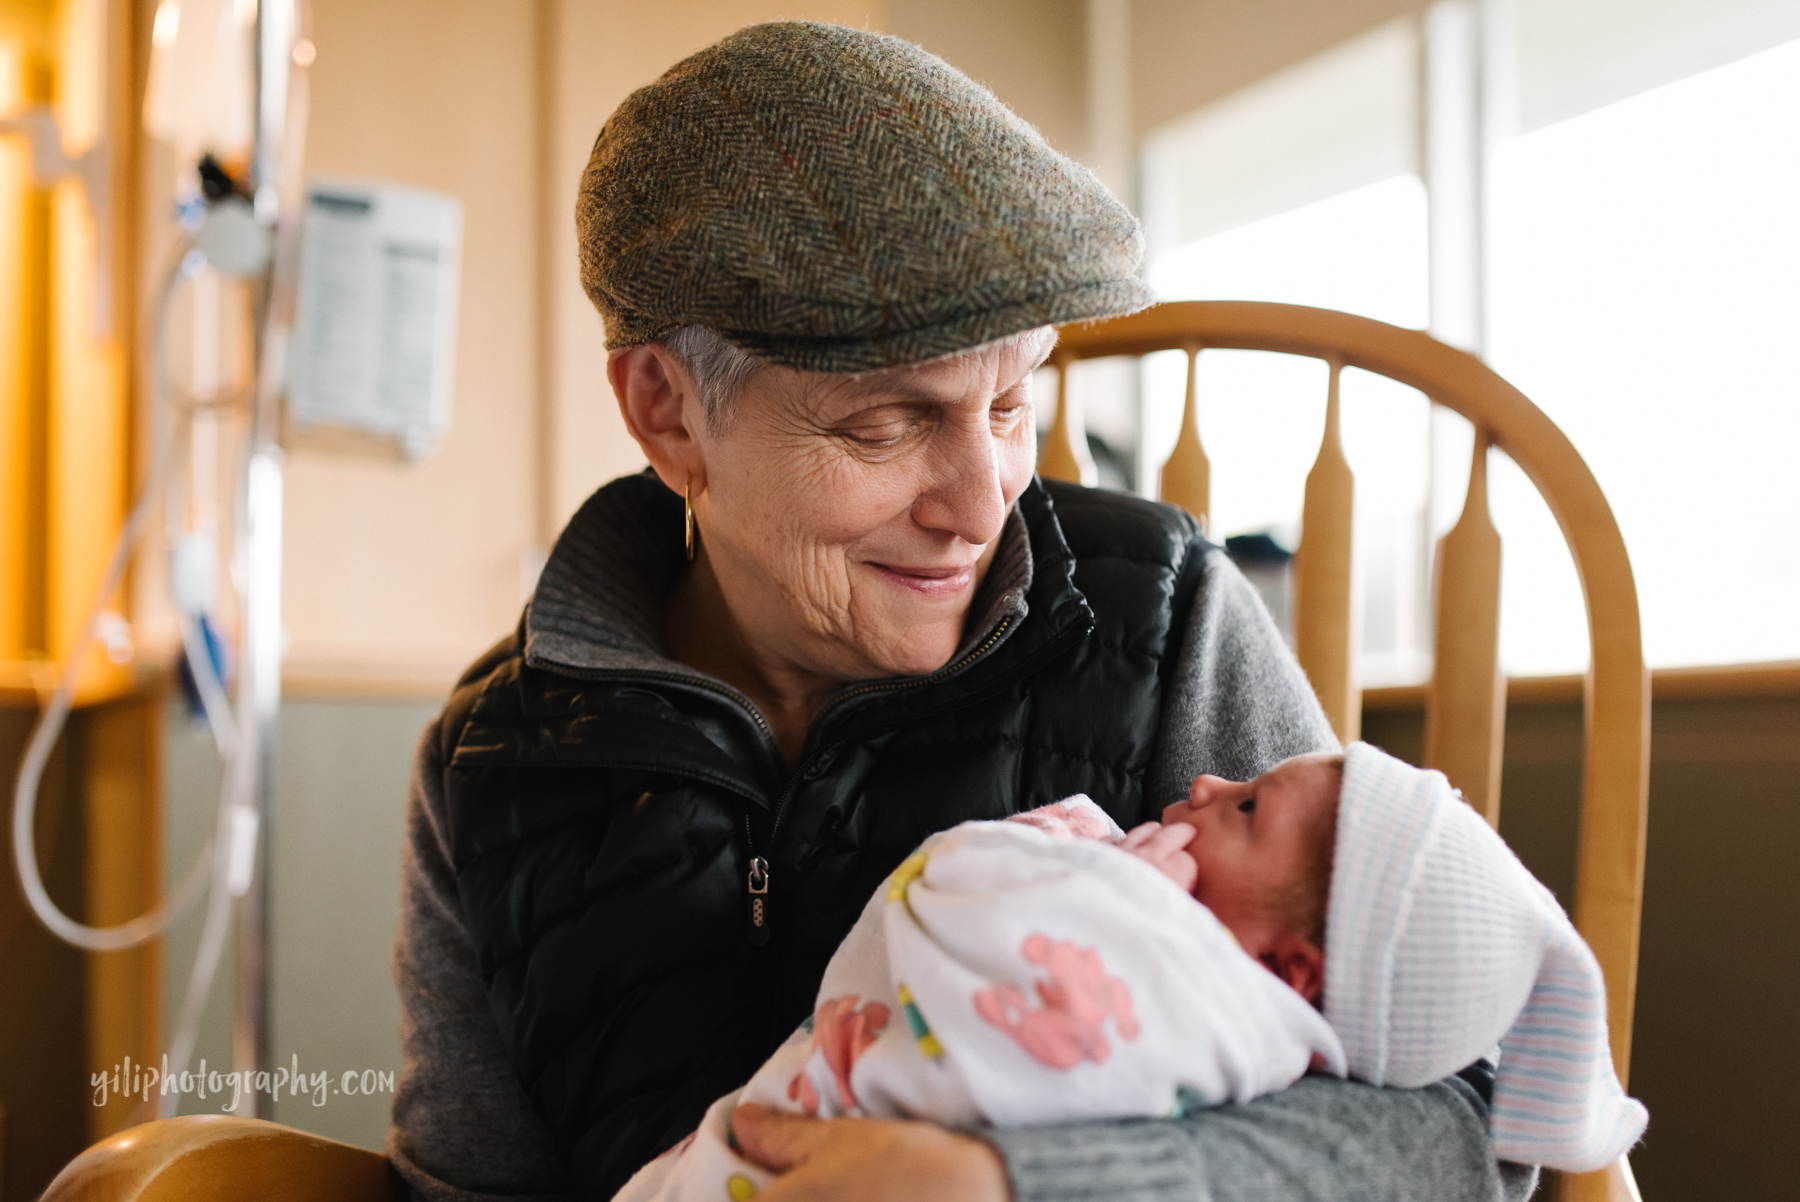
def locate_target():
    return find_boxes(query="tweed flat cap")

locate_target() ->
[577,21,1154,373]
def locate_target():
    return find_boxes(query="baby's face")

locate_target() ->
[1160,753,1341,949]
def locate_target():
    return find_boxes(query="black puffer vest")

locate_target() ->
[440,478,1211,1198]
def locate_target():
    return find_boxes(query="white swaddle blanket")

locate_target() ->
[616,797,1345,1202]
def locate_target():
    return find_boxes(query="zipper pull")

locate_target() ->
[747,857,771,947]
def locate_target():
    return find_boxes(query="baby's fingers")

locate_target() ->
[1148,822,1198,853]
[1120,822,1163,850]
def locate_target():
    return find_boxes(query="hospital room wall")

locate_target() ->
[276,0,543,695]
[1129,0,1422,135]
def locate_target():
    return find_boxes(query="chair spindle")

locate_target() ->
[1158,342,1209,530]
[1037,353,1096,486]
[1293,359,1359,743]
[1425,428,1506,826]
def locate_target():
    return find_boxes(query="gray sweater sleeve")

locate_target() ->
[985,1075,1538,1202]
[387,724,571,1202]
[1148,549,1340,803]
[989,549,1538,1202]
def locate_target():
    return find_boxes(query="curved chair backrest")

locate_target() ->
[1046,302,1649,1200]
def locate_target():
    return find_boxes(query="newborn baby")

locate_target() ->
[617,743,1647,1202]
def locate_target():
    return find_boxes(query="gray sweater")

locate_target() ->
[386,496,1537,1202]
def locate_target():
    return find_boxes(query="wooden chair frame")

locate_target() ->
[1047,301,1649,1202]
[42,1115,402,1202]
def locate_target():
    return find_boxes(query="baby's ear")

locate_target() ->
[1259,931,1326,1006]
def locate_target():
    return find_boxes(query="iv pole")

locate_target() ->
[234,0,307,1115]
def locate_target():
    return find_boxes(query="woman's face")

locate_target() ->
[693,329,1053,683]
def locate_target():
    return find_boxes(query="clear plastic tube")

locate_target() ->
[7,243,232,953]
[10,233,262,1122]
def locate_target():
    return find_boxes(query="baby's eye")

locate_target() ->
[1237,797,1256,815]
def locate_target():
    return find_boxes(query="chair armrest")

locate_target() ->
[1558,1156,1642,1202]
[42,1116,404,1202]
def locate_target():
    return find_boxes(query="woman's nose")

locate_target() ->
[911,419,1007,545]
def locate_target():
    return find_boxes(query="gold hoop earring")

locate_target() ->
[684,479,696,562]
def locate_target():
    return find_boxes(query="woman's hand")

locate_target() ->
[1121,821,1199,893]
[731,1102,1010,1201]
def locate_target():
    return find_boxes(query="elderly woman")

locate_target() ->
[388,23,1535,1202]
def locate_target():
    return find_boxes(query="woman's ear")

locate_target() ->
[1257,931,1326,1006]
[609,344,708,495]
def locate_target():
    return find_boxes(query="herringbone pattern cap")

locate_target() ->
[577,21,1154,373]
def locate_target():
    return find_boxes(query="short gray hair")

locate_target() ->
[657,322,1058,429]
[658,325,765,426]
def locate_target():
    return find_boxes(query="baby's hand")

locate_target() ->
[1121,822,1198,894]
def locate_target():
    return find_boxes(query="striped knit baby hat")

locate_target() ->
[1324,742,1648,1172]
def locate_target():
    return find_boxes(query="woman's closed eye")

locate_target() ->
[990,397,1031,432]
[837,407,929,449]
[843,421,915,447]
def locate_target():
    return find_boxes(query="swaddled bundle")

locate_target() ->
[617,797,1339,1202]
[616,746,1646,1202]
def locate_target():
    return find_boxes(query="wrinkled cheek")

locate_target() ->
[781,457,915,546]
[778,541,856,630]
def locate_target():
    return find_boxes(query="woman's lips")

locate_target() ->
[868,561,977,597]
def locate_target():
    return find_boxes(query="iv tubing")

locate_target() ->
[7,238,233,953]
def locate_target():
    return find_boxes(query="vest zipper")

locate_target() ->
[545,610,1033,950]
[745,849,771,947]
[745,613,1025,945]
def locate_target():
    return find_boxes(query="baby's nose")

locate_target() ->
[1188,774,1231,805]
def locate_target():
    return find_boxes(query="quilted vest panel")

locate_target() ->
[443,480,1211,1197]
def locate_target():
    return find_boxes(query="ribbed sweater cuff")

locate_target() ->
[982,1121,1197,1202]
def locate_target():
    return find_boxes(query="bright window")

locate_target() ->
[1141,37,1800,677]
[1487,35,1800,671]
[1145,176,1435,685]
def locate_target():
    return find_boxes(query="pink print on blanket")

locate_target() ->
[787,996,891,1115]
[1006,798,1117,842]
[973,934,1140,1069]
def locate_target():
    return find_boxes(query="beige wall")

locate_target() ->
[1130,0,1422,137]
[284,0,541,690]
